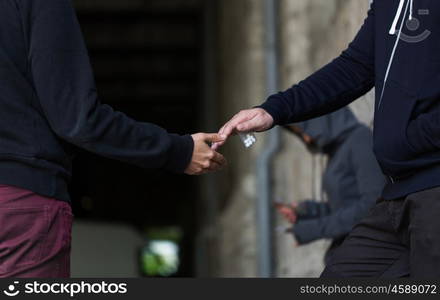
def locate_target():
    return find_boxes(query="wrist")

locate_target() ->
[257,96,286,126]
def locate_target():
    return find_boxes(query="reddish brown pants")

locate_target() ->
[0,185,72,278]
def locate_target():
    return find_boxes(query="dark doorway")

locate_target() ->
[70,0,204,277]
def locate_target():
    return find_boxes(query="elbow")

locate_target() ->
[51,120,92,145]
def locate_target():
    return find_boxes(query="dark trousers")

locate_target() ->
[0,185,72,278]
[324,237,346,266]
[321,186,440,278]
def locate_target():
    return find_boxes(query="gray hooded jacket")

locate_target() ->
[292,107,385,245]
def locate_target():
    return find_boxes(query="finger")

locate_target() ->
[211,142,220,151]
[290,216,296,224]
[291,214,297,224]
[283,213,294,222]
[218,117,243,143]
[218,118,235,137]
[219,113,242,136]
[211,151,226,166]
[279,206,293,213]
[276,206,285,213]
[198,162,223,175]
[278,210,288,217]
[236,117,261,132]
[203,133,226,143]
[221,115,249,138]
[207,161,222,173]
[281,210,292,220]
[222,122,241,137]
[212,137,229,149]
[218,124,227,137]
[274,202,284,209]
[278,207,290,215]
[186,170,199,176]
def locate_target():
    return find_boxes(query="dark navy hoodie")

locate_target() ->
[0,0,194,202]
[261,0,440,200]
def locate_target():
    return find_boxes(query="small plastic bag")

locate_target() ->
[238,133,257,148]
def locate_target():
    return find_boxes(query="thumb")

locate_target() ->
[203,133,226,143]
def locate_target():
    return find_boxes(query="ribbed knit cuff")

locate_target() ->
[257,95,286,126]
[164,134,194,173]
[293,219,322,245]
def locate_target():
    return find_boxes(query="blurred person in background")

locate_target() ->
[276,108,385,264]
[0,0,226,278]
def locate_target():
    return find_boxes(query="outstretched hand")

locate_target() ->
[185,133,227,175]
[212,108,274,150]
[275,202,298,224]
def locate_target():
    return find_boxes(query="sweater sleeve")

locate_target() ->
[259,3,376,126]
[296,200,331,220]
[20,0,193,173]
[293,128,385,245]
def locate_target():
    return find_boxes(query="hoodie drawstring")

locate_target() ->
[379,0,411,109]
[389,0,405,35]
[389,0,414,34]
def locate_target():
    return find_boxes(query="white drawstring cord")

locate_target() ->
[389,0,406,35]
[389,0,414,34]
[379,0,410,109]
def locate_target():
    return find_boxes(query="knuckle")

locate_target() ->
[194,133,203,141]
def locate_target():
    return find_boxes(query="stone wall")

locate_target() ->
[214,0,266,277]
[213,0,372,277]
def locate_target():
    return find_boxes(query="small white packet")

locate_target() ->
[238,133,257,148]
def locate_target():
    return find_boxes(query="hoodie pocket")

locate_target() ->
[373,80,418,177]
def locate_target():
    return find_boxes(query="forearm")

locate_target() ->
[70,103,195,172]
[297,200,331,220]
[293,203,369,245]
[25,0,194,173]
[260,4,375,126]
[260,55,374,125]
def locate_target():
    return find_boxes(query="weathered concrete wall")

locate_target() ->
[215,0,266,277]
[213,0,372,277]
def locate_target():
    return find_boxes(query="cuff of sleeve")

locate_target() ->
[293,220,321,245]
[257,95,286,126]
[406,119,432,154]
[164,134,194,173]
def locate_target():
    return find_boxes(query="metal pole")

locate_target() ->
[256,0,281,278]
